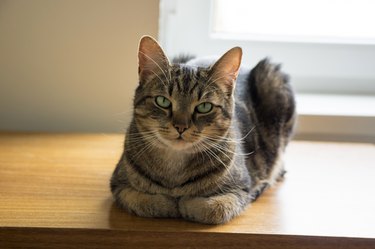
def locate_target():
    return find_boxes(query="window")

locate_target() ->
[159,0,375,142]
[212,0,375,44]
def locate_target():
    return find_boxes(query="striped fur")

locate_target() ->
[110,36,296,224]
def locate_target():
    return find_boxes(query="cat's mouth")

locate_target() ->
[156,132,198,151]
[166,135,196,150]
[174,136,187,144]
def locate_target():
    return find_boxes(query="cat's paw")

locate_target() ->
[117,188,180,218]
[179,194,247,224]
[250,182,269,201]
[277,169,287,182]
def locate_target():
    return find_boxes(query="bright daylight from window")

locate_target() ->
[212,0,375,44]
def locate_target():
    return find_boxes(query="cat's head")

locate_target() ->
[132,36,242,151]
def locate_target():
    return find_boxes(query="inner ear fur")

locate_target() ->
[209,47,242,94]
[138,35,170,83]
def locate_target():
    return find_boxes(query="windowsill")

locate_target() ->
[297,94,375,117]
[295,94,375,142]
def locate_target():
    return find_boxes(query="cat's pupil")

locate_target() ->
[156,96,171,108]
[197,102,213,113]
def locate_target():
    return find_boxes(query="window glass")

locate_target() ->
[213,0,375,44]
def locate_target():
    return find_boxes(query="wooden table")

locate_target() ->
[0,133,374,248]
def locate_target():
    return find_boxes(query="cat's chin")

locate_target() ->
[155,133,199,152]
[157,137,195,152]
[169,139,194,151]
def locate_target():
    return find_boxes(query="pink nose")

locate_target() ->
[174,124,188,134]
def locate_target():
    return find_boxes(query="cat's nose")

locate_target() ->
[174,124,188,135]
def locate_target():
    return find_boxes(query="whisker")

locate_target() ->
[238,126,256,141]
[198,140,236,183]
[138,51,171,86]
[142,66,168,88]
[202,125,255,143]
[203,72,237,94]
[127,131,158,137]
[200,134,241,144]
[130,135,159,161]
[202,137,254,157]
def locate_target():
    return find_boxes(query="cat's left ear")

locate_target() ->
[138,35,170,83]
[209,47,242,95]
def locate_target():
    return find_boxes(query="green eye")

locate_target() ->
[155,96,171,108]
[196,102,213,114]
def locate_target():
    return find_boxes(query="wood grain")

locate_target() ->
[0,133,374,248]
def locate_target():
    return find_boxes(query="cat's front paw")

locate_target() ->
[117,188,180,218]
[179,193,248,224]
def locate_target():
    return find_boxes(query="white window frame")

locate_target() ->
[159,0,375,143]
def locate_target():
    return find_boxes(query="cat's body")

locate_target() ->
[110,36,296,224]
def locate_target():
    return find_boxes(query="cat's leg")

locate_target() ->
[179,191,251,224]
[113,186,180,218]
[111,155,180,218]
[249,149,286,200]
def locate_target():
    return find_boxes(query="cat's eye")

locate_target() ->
[196,102,213,114]
[155,96,171,108]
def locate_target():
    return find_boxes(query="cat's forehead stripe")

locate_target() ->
[169,66,203,96]
[189,82,199,95]
[182,67,193,94]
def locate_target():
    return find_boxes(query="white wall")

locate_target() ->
[0,0,159,132]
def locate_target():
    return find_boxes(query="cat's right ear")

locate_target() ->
[138,36,170,83]
[209,47,242,96]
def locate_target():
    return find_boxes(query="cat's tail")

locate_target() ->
[248,58,296,144]
[244,59,296,199]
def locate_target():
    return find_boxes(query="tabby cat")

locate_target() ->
[110,36,296,224]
